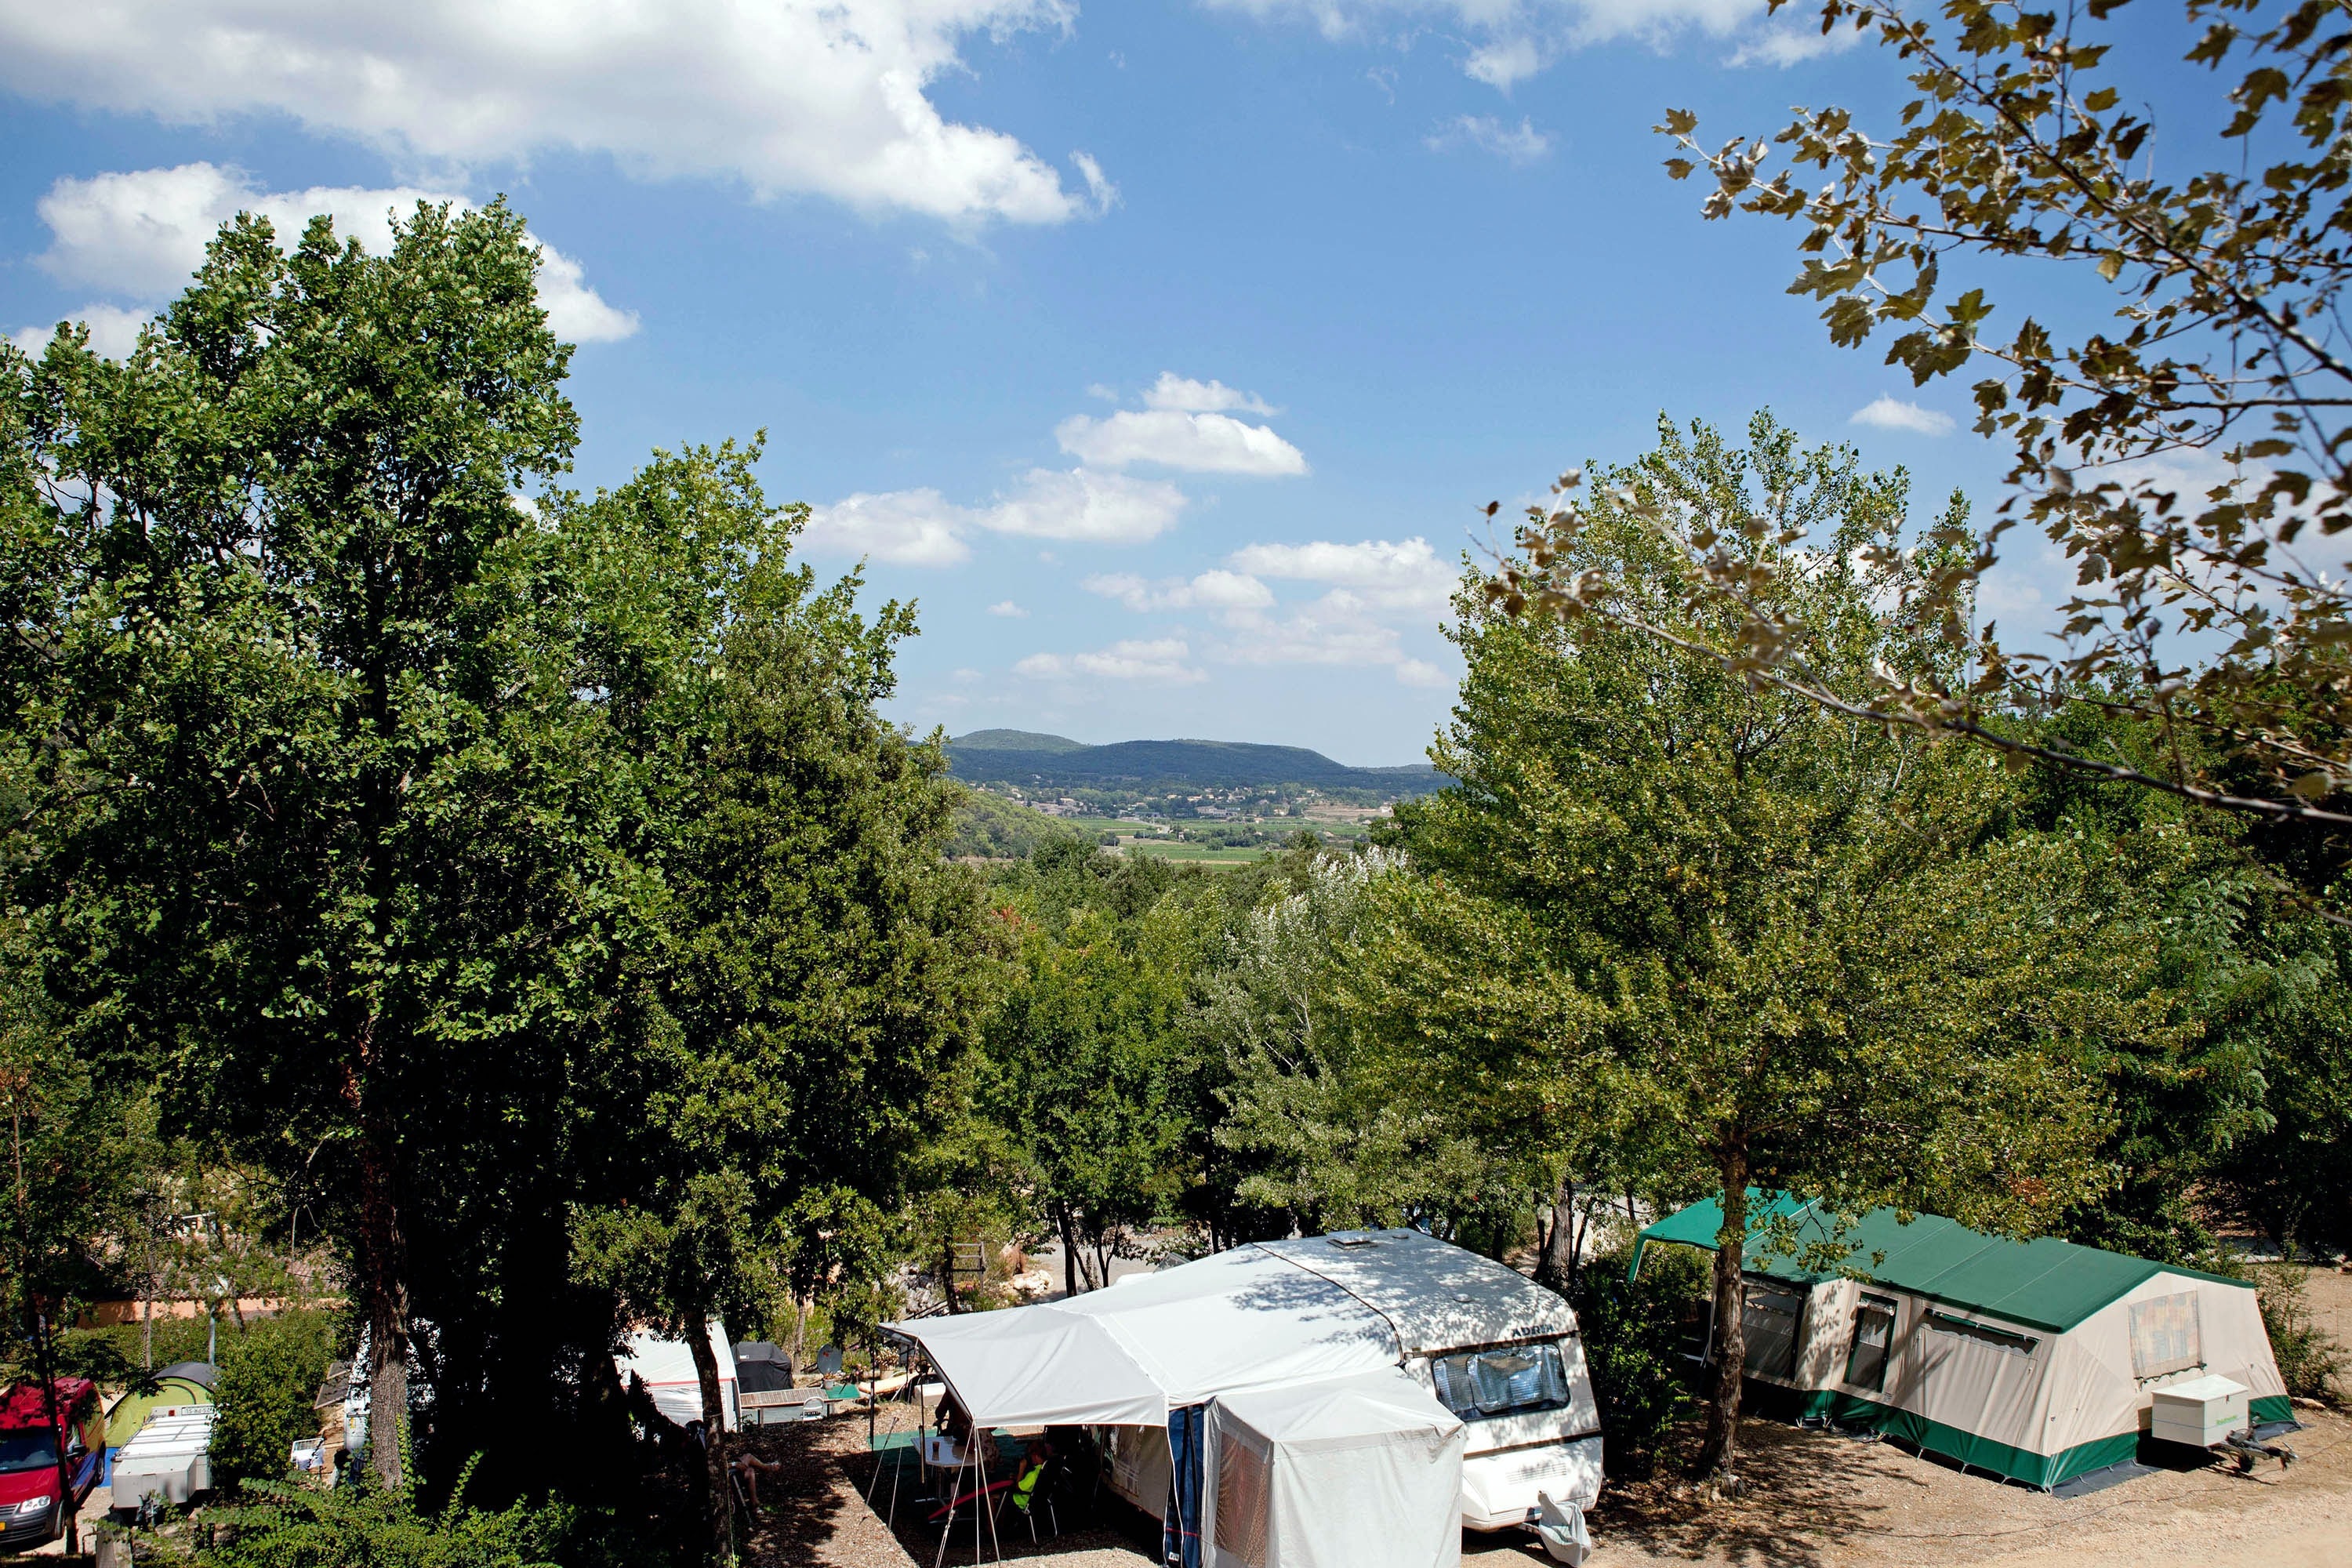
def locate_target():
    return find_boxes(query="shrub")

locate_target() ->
[198,1457,565,1568]
[2256,1263,2346,1407]
[1569,1244,1708,1477]
[212,1313,336,1490]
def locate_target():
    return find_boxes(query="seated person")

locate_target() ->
[730,1448,784,1512]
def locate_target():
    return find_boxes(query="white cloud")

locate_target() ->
[1213,590,1452,688]
[1141,372,1276,416]
[983,467,1189,543]
[9,303,149,359]
[1851,395,1956,437]
[26,163,637,342]
[987,600,1029,618]
[1070,151,1119,216]
[0,2,1098,227]
[804,467,1185,564]
[803,488,975,566]
[1225,536,1457,615]
[1727,20,1866,67]
[1425,114,1553,165]
[1055,408,1308,476]
[1016,637,1206,684]
[1465,37,1543,89]
[1083,569,1276,618]
[1203,2,1806,88]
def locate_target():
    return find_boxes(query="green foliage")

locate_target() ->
[1413,414,2141,1472]
[214,1313,336,1491]
[1625,2,2352,823]
[943,789,1082,860]
[1570,1245,1707,1478]
[198,1461,564,1568]
[1207,848,1535,1250]
[2254,1265,2346,1408]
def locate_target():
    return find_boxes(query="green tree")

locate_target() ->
[980,841,1226,1291]
[212,1312,336,1491]
[565,445,995,1561]
[11,198,617,1493]
[1207,848,1544,1253]
[1408,414,2134,1478]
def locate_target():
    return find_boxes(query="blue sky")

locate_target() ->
[0,1,2096,764]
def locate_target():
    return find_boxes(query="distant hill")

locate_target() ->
[946,733,1442,797]
[949,729,1089,753]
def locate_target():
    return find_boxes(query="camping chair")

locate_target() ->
[992,1445,1065,1544]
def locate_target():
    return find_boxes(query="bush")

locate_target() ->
[198,1458,566,1568]
[2256,1263,2346,1406]
[1569,1245,1708,1477]
[212,1313,336,1490]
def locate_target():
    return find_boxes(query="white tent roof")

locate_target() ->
[1210,1366,1464,1451]
[891,1229,1575,1428]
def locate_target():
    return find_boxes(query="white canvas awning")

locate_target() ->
[892,1303,1165,1427]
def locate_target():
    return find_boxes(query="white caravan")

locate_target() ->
[894,1229,1602,1549]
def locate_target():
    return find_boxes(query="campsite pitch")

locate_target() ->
[753,1400,2349,1568]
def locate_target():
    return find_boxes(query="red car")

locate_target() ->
[0,1378,103,1550]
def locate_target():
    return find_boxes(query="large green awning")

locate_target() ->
[1634,1190,2251,1335]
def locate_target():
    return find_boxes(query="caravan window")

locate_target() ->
[1845,1294,1896,1392]
[1741,1282,1806,1381]
[1431,1342,1570,1421]
[2129,1291,2202,1379]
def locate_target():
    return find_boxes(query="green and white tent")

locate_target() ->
[1634,1192,2291,1489]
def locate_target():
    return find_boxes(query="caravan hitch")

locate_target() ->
[2221,1430,2296,1473]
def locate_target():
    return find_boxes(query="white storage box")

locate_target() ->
[2147,1374,2249,1449]
[112,1406,216,1507]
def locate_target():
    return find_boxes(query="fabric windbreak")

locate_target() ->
[2128,1292,2201,1379]
[1213,1428,1273,1568]
[1201,1369,1465,1568]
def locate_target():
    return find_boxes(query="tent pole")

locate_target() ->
[982,1439,1001,1563]
[933,1444,967,1568]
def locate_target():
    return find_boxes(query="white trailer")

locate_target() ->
[111,1406,216,1510]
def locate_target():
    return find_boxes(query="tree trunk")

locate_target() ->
[685,1306,733,1566]
[31,1310,77,1555]
[356,1094,411,1494]
[1534,1167,1577,1296]
[940,1239,964,1314]
[140,1232,155,1372]
[1694,1151,1749,1480]
[1055,1203,1082,1298]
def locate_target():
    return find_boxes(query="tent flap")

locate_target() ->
[1203,1369,1465,1568]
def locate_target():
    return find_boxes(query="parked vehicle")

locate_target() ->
[0,1377,103,1550]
